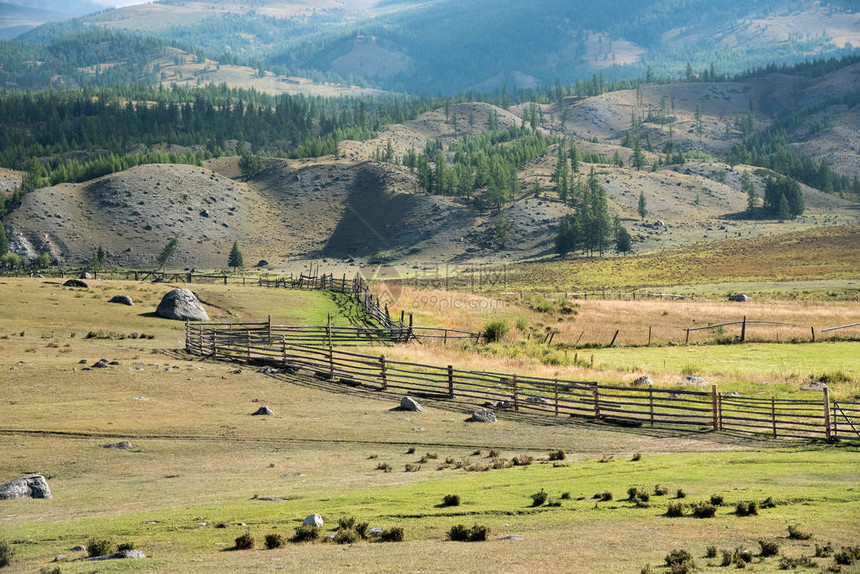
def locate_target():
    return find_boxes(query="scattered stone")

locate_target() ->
[109,360,120,365]
[78,359,87,364]
[729,294,751,302]
[632,375,654,386]
[235,523,246,527]
[155,289,209,321]
[400,396,423,412]
[103,441,133,450]
[0,474,52,499]
[63,279,88,288]
[71,546,85,552]
[725,392,740,397]
[500,535,524,541]
[132,396,148,401]
[252,406,274,416]
[54,554,67,562]
[90,549,146,561]
[281,473,305,478]
[92,359,110,368]
[369,527,382,538]
[470,409,497,423]
[525,396,551,405]
[80,272,92,279]
[254,260,270,267]
[108,295,134,306]
[801,381,827,391]
[682,375,709,386]
[411,427,424,432]
[258,367,281,375]
[303,514,324,527]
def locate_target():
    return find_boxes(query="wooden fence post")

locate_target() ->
[185,319,190,352]
[823,386,832,441]
[608,330,619,347]
[512,375,519,411]
[685,329,690,344]
[712,384,719,431]
[740,316,746,343]
[380,355,387,390]
[771,397,777,438]
[281,335,287,363]
[554,379,559,416]
[448,365,454,398]
[811,326,816,342]
[649,385,655,426]
[246,330,251,360]
[648,325,652,346]
[267,315,272,343]
[592,383,600,419]
[211,330,218,357]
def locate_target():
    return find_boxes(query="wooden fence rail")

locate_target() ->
[185,323,857,442]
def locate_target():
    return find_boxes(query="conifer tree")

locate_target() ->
[228,241,244,268]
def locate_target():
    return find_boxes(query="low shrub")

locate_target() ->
[291,526,320,543]
[512,455,533,466]
[759,539,780,557]
[636,492,650,503]
[787,524,811,540]
[815,542,833,557]
[599,491,613,502]
[406,447,416,454]
[654,484,669,496]
[561,492,571,500]
[735,500,759,516]
[548,449,566,461]
[665,502,685,517]
[733,547,753,564]
[234,532,255,550]
[599,454,613,463]
[665,548,693,567]
[675,488,686,499]
[442,494,461,507]
[709,493,724,506]
[116,542,135,552]
[0,540,13,568]
[425,452,438,460]
[488,449,500,458]
[87,538,113,557]
[404,464,421,472]
[778,556,815,569]
[761,496,776,508]
[631,452,642,461]
[333,528,360,544]
[39,567,61,574]
[338,516,356,530]
[627,487,639,500]
[449,524,490,542]
[376,462,392,472]
[706,545,718,558]
[483,320,510,343]
[379,527,404,542]
[834,545,860,565]
[531,489,548,507]
[691,502,717,518]
[265,533,285,549]
[355,522,369,539]
[721,550,733,566]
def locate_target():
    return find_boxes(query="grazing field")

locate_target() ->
[0,278,858,573]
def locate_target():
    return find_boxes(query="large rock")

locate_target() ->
[632,375,654,387]
[63,279,88,288]
[729,294,751,302]
[400,396,423,412]
[155,289,209,321]
[470,409,497,423]
[0,474,52,499]
[108,295,133,306]
[252,406,274,416]
[303,514,324,527]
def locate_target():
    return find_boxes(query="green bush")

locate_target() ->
[665,548,693,567]
[778,556,815,569]
[815,542,833,557]
[675,488,686,499]
[116,542,135,552]
[0,540,13,568]
[787,524,811,540]
[448,524,470,542]
[548,449,566,461]
[379,527,404,542]
[87,538,113,557]
[334,528,360,544]
[735,500,759,516]
[706,545,718,558]
[292,525,320,543]
[627,487,639,500]
[355,522,369,539]
[338,516,356,530]
[654,484,669,496]
[691,502,716,518]
[721,550,733,566]
[265,533,285,549]
[561,492,571,500]
[448,524,489,542]
[234,532,255,550]
[761,496,776,508]
[631,452,642,461]
[599,491,613,502]
[531,489,548,507]
[759,539,780,557]
[442,494,461,507]
[834,545,860,565]
[665,502,685,517]
[482,320,510,343]
[488,449,501,458]
[709,493,724,506]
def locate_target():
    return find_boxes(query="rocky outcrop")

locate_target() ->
[0,474,52,499]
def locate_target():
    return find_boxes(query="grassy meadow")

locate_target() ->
[0,277,858,572]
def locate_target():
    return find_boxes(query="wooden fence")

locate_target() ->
[185,322,859,442]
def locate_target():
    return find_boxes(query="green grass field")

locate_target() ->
[0,277,858,572]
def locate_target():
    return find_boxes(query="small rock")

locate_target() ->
[132,396,148,401]
[54,554,67,562]
[725,392,740,397]
[63,279,88,288]
[234,523,246,527]
[400,396,423,412]
[90,549,146,561]
[71,545,85,552]
[470,409,497,423]
[525,396,551,405]
[682,375,709,386]
[632,375,654,387]
[78,359,87,364]
[500,535,524,541]
[303,514,324,527]
[109,295,134,306]
[369,527,382,538]
[92,359,110,368]
[103,441,134,450]
[801,381,827,391]
[728,294,751,302]
[255,260,270,267]
[252,406,274,416]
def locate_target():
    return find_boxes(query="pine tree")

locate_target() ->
[228,241,244,268]
[615,224,632,253]
[742,171,758,214]
[632,138,646,170]
[0,221,7,255]
[156,237,178,270]
[638,191,648,219]
[778,193,790,221]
